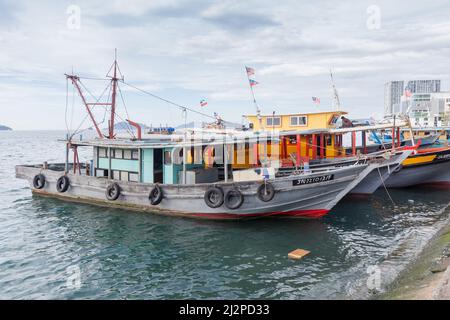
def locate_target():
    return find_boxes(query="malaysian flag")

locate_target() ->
[245,66,255,76]
[249,79,259,87]
[200,99,208,107]
[312,96,320,104]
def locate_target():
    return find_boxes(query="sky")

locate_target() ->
[1,0,450,130]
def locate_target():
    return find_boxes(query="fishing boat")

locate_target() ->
[384,146,450,188]
[241,113,415,195]
[15,58,376,220]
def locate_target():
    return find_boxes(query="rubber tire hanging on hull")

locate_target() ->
[224,189,244,210]
[56,176,70,193]
[106,183,121,201]
[149,185,163,205]
[257,182,275,202]
[204,187,224,208]
[33,174,46,189]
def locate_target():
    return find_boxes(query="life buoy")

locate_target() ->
[149,185,163,205]
[56,176,70,193]
[257,182,275,202]
[106,183,121,201]
[224,189,244,210]
[204,187,224,208]
[33,174,46,189]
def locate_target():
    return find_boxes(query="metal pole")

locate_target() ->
[224,135,228,183]
[182,108,187,184]
[65,141,69,174]
[108,147,112,179]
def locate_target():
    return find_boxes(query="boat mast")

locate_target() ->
[330,69,341,111]
[108,49,120,139]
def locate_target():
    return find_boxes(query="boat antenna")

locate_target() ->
[330,69,341,111]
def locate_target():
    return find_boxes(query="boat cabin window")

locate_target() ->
[164,151,172,165]
[266,117,281,126]
[113,149,123,159]
[329,115,340,124]
[108,148,139,160]
[98,147,108,158]
[124,150,132,160]
[290,116,307,126]
[96,169,108,177]
[111,170,139,182]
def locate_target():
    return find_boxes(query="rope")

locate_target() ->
[121,80,230,123]
[70,81,112,139]
[117,83,131,121]
[65,77,69,134]
[377,167,396,206]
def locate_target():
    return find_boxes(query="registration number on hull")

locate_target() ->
[293,174,334,186]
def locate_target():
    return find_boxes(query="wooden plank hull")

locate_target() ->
[16,163,371,220]
[385,148,450,188]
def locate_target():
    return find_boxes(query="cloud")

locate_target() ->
[203,12,279,31]
[1,0,450,130]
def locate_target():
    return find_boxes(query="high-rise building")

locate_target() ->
[385,79,442,117]
[406,80,440,93]
[384,81,404,116]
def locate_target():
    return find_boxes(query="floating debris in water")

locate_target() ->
[288,249,310,260]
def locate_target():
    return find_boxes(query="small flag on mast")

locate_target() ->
[249,79,259,87]
[312,96,320,104]
[246,66,255,76]
[200,99,208,107]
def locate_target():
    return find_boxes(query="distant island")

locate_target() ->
[0,125,12,131]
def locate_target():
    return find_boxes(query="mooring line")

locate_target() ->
[378,167,396,207]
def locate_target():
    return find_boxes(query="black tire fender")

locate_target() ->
[33,174,46,189]
[56,176,70,193]
[106,183,121,201]
[257,182,275,202]
[149,184,163,205]
[204,187,224,208]
[224,189,244,210]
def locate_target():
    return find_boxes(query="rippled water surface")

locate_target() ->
[1,130,450,299]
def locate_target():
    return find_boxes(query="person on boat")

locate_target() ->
[340,116,354,128]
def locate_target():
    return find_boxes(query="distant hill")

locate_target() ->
[0,125,12,131]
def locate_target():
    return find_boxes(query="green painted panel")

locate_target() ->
[141,149,153,183]
[98,158,139,172]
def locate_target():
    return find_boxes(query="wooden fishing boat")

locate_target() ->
[384,147,450,188]
[15,57,377,220]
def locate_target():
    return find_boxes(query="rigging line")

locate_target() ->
[78,79,100,102]
[65,77,69,134]
[77,76,110,81]
[117,83,136,139]
[70,83,75,133]
[70,81,112,139]
[121,81,223,122]
[113,110,136,139]
[117,83,130,120]
[378,167,396,207]
[100,83,113,125]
